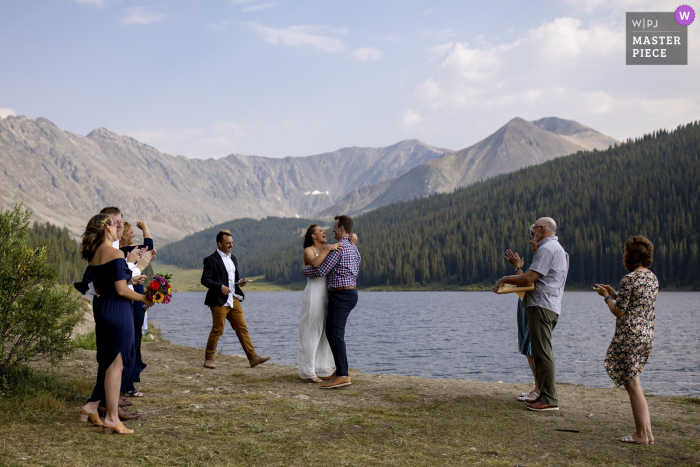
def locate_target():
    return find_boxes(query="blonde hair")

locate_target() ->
[80,214,112,261]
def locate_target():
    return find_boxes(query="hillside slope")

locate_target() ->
[238,122,698,289]
[0,116,449,241]
[323,117,618,216]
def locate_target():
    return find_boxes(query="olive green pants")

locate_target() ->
[526,306,559,406]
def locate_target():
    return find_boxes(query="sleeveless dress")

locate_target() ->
[76,258,136,402]
[297,248,336,379]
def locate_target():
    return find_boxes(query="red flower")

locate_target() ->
[149,281,160,291]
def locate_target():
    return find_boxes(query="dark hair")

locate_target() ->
[100,206,121,216]
[304,224,320,249]
[80,214,112,261]
[334,215,353,234]
[623,235,654,271]
[216,229,232,245]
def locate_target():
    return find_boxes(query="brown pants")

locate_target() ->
[205,298,256,361]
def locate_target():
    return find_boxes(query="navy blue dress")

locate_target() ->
[120,238,154,390]
[76,259,136,403]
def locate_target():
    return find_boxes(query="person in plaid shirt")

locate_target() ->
[302,215,361,389]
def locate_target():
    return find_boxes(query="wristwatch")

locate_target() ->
[604,296,613,302]
[515,267,523,272]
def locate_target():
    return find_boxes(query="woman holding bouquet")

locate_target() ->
[120,221,154,397]
[77,214,154,434]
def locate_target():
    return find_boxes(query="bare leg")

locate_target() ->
[623,376,653,443]
[527,355,539,393]
[103,353,128,429]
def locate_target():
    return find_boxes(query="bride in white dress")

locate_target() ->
[297,224,356,382]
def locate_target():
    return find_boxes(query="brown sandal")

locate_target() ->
[103,422,134,435]
[78,409,103,426]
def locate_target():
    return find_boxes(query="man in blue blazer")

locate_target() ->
[201,229,271,369]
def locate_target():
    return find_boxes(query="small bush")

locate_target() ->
[72,332,97,351]
[0,204,83,376]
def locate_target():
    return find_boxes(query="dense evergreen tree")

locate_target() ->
[159,122,700,289]
[25,222,83,285]
[157,217,324,270]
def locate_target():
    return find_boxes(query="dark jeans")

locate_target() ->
[326,289,358,377]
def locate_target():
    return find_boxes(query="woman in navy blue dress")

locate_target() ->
[119,220,154,397]
[76,214,153,435]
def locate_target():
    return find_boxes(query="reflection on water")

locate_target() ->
[148,291,700,397]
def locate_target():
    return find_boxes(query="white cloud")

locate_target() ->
[352,47,382,61]
[401,110,423,127]
[71,0,105,7]
[231,0,256,3]
[0,108,16,119]
[242,2,277,12]
[402,14,699,147]
[207,20,230,32]
[248,23,345,52]
[121,7,168,25]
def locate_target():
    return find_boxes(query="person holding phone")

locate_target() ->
[593,235,657,445]
[201,229,271,369]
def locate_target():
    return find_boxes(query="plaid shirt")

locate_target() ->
[302,236,361,289]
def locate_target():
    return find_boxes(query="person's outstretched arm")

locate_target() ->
[302,249,341,278]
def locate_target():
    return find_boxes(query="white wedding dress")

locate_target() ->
[297,249,336,379]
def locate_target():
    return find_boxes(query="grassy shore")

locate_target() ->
[1,342,698,466]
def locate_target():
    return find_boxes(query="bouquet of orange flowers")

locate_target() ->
[145,272,172,305]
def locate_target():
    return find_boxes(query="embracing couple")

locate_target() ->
[298,215,361,389]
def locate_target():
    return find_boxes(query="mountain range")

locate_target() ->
[0,115,617,242]
[320,117,619,216]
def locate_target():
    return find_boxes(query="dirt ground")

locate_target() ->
[1,341,698,466]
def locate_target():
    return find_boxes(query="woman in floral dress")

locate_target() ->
[594,235,658,445]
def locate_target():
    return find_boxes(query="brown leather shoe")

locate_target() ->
[321,376,351,389]
[203,359,216,369]
[249,355,271,367]
[119,397,132,407]
[526,401,559,411]
[98,405,142,420]
[319,372,336,381]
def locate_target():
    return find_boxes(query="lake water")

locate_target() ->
[147,291,700,397]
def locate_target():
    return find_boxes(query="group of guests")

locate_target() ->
[75,207,156,435]
[494,217,657,445]
[73,209,658,444]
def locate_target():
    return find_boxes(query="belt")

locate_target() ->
[331,286,356,291]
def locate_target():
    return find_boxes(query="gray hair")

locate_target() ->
[538,218,557,234]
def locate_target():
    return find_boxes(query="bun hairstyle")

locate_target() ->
[623,235,654,271]
[304,224,320,249]
[80,214,112,261]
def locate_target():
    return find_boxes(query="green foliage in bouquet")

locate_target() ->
[0,205,83,376]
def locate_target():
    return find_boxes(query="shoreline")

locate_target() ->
[2,340,698,465]
[32,292,699,465]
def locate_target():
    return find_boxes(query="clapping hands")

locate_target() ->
[593,284,617,299]
[505,249,524,270]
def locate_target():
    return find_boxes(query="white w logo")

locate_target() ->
[679,11,691,20]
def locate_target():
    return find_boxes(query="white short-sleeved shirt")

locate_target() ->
[523,236,569,315]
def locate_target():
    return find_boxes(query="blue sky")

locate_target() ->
[1,0,698,158]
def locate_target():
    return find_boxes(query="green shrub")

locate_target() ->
[72,332,97,351]
[0,204,83,376]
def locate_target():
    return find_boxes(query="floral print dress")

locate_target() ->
[604,270,659,387]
